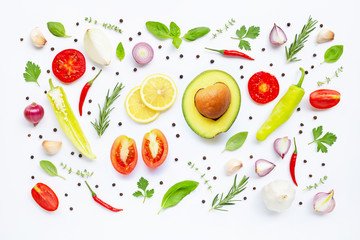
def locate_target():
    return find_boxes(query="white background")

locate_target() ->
[1,0,360,239]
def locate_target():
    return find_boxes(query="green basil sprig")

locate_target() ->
[223,131,248,152]
[323,45,343,63]
[47,22,71,37]
[158,180,198,214]
[116,42,125,61]
[145,21,210,49]
[40,160,66,180]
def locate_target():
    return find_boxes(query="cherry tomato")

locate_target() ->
[31,183,59,211]
[110,135,138,175]
[142,129,168,168]
[309,89,341,109]
[248,71,279,104]
[52,49,86,83]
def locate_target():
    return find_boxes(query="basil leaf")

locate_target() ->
[146,21,171,39]
[40,160,65,180]
[116,42,125,61]
[172,37,182,49]
[170,22,181,38]
[159,180,198,213]
[323,45,343,63]
[183,27,210,41]
[47,22,71,37]
[223,132,248,152]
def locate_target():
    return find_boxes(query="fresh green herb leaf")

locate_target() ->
[312,126,323,140]
[116,42,125,61]
[172,37,182,49]
[317,66,343,86]
[133,177,154,203]
[308,126,337,153]
[137,177,149,191]
[40,160,65,180]
[223,132,248,152]
[47,22,71,37]
[159,180,198,214]
[323,45,343,63]
[60,162,94,178]
[211,18,236,39]
[303,176,328,191]
[187,162,212,192]
[169,22,181,38]
[236,25,247,38]
[238,40,251,51]
[231,25,260,51]
[23,61,41,86]
[146,21,171,39]
[244,26,260,39]
[84,17,122,33]
[133,191,144,197]
[183,27,210,41]
[145,189,154,198]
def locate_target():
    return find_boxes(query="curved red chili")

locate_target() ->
[85,181,123,212]
[79,70,102,116]
[290,137,298,186]
[205,47,254,60]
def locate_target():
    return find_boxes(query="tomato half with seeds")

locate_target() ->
[142,129,168,168]
[248,71,279,104]
[111,135,138,175]
[52,49,86,83]
[309,89,341,109]
[31,183,59,211]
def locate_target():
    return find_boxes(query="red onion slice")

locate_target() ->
[132,42,154,65]
[269,23,287,46]
[255,159,276,177]
[313,189,335,213]
[274,137,291,159]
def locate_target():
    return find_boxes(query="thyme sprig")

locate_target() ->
[303,176,328,191]
[91,83,124,137]
[60,163,94,178]
[285,16,318,62]
[317,66,343,86]
[210,175,249,211]
[211,18,236,39]
[187,162,212,192]
[85,17,123,33]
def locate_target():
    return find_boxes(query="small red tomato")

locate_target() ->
[309,89,341,109]
[52,49,86,83]
[31,183,59,211]
[142,129,168,168]
[111,135,138,175]
[248,71,279,104]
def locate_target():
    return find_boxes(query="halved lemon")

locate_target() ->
[140,73,177,111]
[125,86,160,123]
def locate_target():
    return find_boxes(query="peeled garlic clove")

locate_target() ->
[274,137,291,159]
[84,28,112,66]
[269,23,287,46]
[313,189,335,213]
[316,29,334,44]
[255,159,276,177]
[225,159,243,175]
[42,140,62,155]
[30,27,47,48]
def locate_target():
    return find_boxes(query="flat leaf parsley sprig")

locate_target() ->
[133,177,154,203]
[231,25,260,51]
[23,61,41,86]
[308,126,337,153]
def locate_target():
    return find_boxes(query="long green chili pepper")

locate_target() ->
[47,79,96,159]
[256,68,306,141]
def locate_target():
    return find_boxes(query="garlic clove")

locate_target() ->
[30,27,47,48]
[84,28,112,66]
[269,23,287,46]
[42,140,62,155]
[316,29,335,44]
[225,159,243,175]
[274,137,291,159]
[313,189,336,213]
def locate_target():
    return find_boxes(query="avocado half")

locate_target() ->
[182,70,241,138]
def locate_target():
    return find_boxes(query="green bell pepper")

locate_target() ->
[256,68,306,141]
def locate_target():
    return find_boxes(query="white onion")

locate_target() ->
[132,42,154,65]
[255,159,276,177]
[84,28,112,66]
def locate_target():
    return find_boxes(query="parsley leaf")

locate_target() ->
[236,26,247,38]
[145,189,154,198]
[23,61,41,86]
[133,177,154,203]
[245,26,260,39]
[231,25,260,51]
[309,126,337,153]
[312,126,323,140]
[239,40,251,51]
[133,191,143,197]
[137,177,149,191]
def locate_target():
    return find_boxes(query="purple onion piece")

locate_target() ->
[132,42,154,65]
[255,159,276,177]
[274,137,291,159]
[269,23,287,46]
[313,189,335,213]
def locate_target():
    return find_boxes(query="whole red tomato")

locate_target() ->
[52,49,86,83]
[31,183,59,211]
[141,129,168,168]
[110,135,138,175]
[309,89,340,109]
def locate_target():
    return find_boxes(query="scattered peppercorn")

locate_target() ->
[39,135,43,139]
[253,187,256,190]
[309,174,313,178]
[176,134,180,138]
[249,116,253,120]
[180,54,183,58]
[158,45,162,49]
[76,22,79,26]
[320,24,323,28]
[304,160,307,163]
[240,75,244,79]
[262,48,265,52]
[207,166,211,170]
[243,197,247,200]
[53,128,57,132]
[95,185,99,188]
[166,56,170,60]
[70,207,73,211]
[119,19,123,23]
[79,154,82,158]
[160,181,163,185]
[51,47,54,51]
[71,152,75,155]
[133,68,137,72]
[65,193,68,197]
[299,130,303,134]
[313,116,317,120]
[202,200,206,204]
[203,156,207,160]
[210,59,214,64]
[119,193,123,196]
[138,32,141,36]
[305,70,309,75]
[297,107,301,112]
[313,53,317,57]
[92,66,95,70]
[87,111,91,115]
[89,99,92,103]
[28,134,31,137]
[281,73,285,77]
[26,96,29,100]
[47,70,50,74]
[118,122,122,126]
[44,90,47,94]
[322,163,325,166]
[77,183,81,186]
[129,37,133,41]
[311,65,314,69]
[172,123,176,127]
[270,63,273,67]
[240,65,243,69]
[300,123,304,127]
[112,183,116,187]
[196,55,200,59]
[287,23,291,27]
[250,155,253,159]
[213,176,217,180]
[299,202,303,205]
[116,72,119,75]
[20,38,24,41]
[174,158,178,162]
[31,176,35,179]
[179,75,183,79]
[30,155,34,159]
[74,39,78,42]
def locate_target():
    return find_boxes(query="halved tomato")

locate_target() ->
[52,49,86,83]
[31,183,59,211]
[110,135,138,175]
[248,71,279,104]
[141,129,168,168]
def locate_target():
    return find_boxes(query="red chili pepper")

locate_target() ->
[85,181,123,212]
[79,70,102,116]
[205,47,254,60]
[290,137,298,186]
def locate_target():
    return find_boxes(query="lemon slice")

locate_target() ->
[140,73,177,111]
[125,86,160,123]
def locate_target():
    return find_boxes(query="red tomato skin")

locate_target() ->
[31,183,59,211]
[110,135,138,175]
[142,129,168,168]
[309,89,341,109]
[52,49,86,84]
[248,71,279,104]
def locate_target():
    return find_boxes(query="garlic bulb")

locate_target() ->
[84,28,112,66]
[30,27,47,48]
[262,179,295,212]
[42,140,62,155]
[316,29,334,44]
[225,159,243,175]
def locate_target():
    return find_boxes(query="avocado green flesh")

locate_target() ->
[182,70,241,138]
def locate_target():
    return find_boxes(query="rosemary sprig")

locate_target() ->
[211,18,235,39]
[187,162,212,192]
[60,162,94,178]
[317,66,343,86]
[210,175,249,211]
[85,17,123,33]
[91,83,124,137]
[285,16,318,62]
[303,176,328,191]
